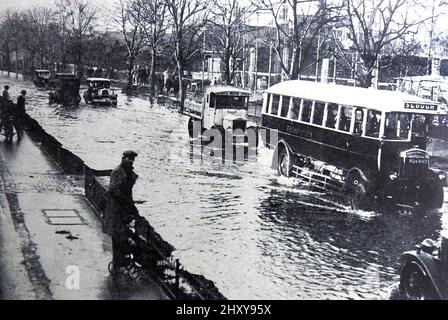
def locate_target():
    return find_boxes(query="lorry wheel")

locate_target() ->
[278,149,292,177]
[400,263,437,300]
[188,118,194,138]
[246,127,259,148]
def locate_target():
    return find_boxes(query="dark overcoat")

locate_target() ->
[104,164,138,235]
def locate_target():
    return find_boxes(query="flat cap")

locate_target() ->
[123,150,138,159]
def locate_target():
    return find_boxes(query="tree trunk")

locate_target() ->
[177,59,185,113]
[149,47,156,101]
[223,59,230,85]
[126,56,135,93]
[358,61,375,88]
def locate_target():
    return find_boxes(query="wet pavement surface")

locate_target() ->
[2,74,448,299]
[0,122,168,300]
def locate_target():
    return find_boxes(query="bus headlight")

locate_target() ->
[389,172,398,181]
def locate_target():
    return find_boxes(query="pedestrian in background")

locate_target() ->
[2,85,11,102]
[104,150,139,273]
[14,90,27,141]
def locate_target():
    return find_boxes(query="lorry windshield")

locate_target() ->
[215,95,248,110]
[384,112,431,140]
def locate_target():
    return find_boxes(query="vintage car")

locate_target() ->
[83,78,117,106]
[33,69,51,88]
[49,73,81,106]
[399,232,448,300]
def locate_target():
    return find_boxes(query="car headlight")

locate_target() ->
[439,171,446,181]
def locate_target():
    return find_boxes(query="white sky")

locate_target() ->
[2,0,448,55]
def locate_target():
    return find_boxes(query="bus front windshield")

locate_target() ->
[384,112,431,140]
[215,95,248,110]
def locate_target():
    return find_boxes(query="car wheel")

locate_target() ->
[126,264,140,280]
[400,263,437,300]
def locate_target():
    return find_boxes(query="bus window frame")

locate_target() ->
[262,93,387,141]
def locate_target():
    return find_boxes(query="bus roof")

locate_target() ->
[206,85,250,96]
[266,80,445,115]
[86,78,111,82]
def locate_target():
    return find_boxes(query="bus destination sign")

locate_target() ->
[404,103,438,111]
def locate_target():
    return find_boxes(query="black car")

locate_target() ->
[83,78,117,106]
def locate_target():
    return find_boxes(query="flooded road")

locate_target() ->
[3,73,448,299]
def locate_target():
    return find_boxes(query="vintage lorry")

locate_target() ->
[183,86,258,147]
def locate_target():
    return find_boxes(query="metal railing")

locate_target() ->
[23,112,227,300]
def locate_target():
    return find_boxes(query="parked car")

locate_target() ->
[83,78,117,106]
[49,73,81,106]
[33,69,51,88]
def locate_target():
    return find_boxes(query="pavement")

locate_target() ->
[0,131,169,300]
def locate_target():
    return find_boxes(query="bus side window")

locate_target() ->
[271,94,280,116]
[385,113,398,139]
[338,105,352,132]
[353,108,363,135]
[280,96,290,118]
[365,110,381,138]
[290,98,301,120]
[313,102,325,125]
[301,100,312,123]
[326,103,338,129]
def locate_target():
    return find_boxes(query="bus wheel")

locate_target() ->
[400,263,436,300]
[345,172,371,211]
[349,183,371,211]
[278,149,292,177]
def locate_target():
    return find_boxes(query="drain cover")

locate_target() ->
[42,209,87,225]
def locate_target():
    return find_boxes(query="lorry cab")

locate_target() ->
[34,69,51,88]
[48,73,81,106]
[184,86,258,139]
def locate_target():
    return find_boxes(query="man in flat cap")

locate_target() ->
[105,150,139,273]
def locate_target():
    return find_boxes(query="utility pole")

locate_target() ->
[427,0,436,75]
[202,27,206,89]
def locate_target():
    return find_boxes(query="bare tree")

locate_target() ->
[209,0,256,85]
[255,0,343,80]
[340,0,435,87]
[55,0,97,73]
[166,0,209,112]
[26,7,59,70]
[136,0,168,99]
[0,10,22,73]
[113,0,147,92]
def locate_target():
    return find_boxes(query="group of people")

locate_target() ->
[1,85,27,141]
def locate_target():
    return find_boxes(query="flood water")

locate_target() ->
[3,73,448,299]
